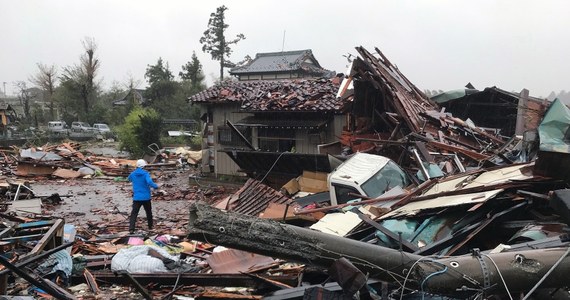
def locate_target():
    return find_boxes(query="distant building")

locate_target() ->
[112,89,148,106]
[229,49,333,81]
[0,87,53,119]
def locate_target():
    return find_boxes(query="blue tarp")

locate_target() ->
[538,99,570,153]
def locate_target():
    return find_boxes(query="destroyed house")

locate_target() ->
[188,77,349,179]
[229,49,333,81]
[331,47,527,180]
[432,87,548,136]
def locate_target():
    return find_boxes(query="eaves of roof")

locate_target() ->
[235,115,330,129]
[188,78,348,112]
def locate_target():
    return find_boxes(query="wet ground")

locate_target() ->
[34,179,186,223]
[29,168,230,233]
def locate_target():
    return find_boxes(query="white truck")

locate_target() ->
[327,153,411,206]
[290,153,412,207]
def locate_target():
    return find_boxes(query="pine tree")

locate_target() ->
[199,5,245,81]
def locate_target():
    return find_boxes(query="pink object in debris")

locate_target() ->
[128,237,144,245]
[155,235,170,244]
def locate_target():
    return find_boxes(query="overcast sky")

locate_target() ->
[1,0,569,98]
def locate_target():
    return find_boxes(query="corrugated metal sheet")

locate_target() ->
[381,164,533,218]
[220,178,294,216]
[206,248,275,274]
[379,190,504,219]
[422,163,532,196]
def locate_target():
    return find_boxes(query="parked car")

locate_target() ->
[71,121,93,132]
[93,123,111,133]
[47,121,68,133]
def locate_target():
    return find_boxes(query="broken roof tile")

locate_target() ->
[188,78,348,112]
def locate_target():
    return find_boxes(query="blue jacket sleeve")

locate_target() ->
[145,172,159,189]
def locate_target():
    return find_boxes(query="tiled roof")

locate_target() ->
[188,77,348,112]
[230,49,330,76]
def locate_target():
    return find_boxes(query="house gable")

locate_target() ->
[229,49,333,81]
[112,89,147,106]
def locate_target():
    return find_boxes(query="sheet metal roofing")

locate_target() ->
[230,49,328,75]
[223,178,294,217]
[188,77,348,112]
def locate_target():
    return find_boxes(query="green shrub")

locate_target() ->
[117,107,162,158]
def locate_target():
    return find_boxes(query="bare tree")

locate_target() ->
[123,72,142,91]
[29,63,58,119]
[14,81,33,122]
[62,37,100,114]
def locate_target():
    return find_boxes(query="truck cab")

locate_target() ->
[328,153,411,206]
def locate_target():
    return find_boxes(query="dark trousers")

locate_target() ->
[129,200,153,232]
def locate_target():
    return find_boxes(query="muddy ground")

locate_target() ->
[30,168,236,233]
[2,143,244,297]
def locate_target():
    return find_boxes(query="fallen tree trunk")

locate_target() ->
[188,203,570,297]
[188,202,421,284]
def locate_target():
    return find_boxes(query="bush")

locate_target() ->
[117,107,162,158]
[160,134,202,150]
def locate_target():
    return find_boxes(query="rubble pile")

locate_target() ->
[2,45,570,299]
[181,46,570,299]
[335,46,532,179]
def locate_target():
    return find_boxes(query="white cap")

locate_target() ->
[136,159,147,168]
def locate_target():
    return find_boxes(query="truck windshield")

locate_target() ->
[361,161,410,198]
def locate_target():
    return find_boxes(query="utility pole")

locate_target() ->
[188,202,570,298]
[2,82,6,97]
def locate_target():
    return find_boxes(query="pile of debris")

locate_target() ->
[0,142,200,180]
[179,47,570,299]
[2,45,570,300]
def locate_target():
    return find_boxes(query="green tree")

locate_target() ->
[118,107,163,157]
[145,58,178,105]
[144,58,192,118]
[199,5,245,80]
[98,81,129,125]
[145,58,173,84]
[179,51,206,94]
[53,77,82,124]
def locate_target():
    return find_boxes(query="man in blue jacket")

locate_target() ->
[128,159,159,234]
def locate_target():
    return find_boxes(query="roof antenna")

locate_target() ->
[281,30,286,52]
